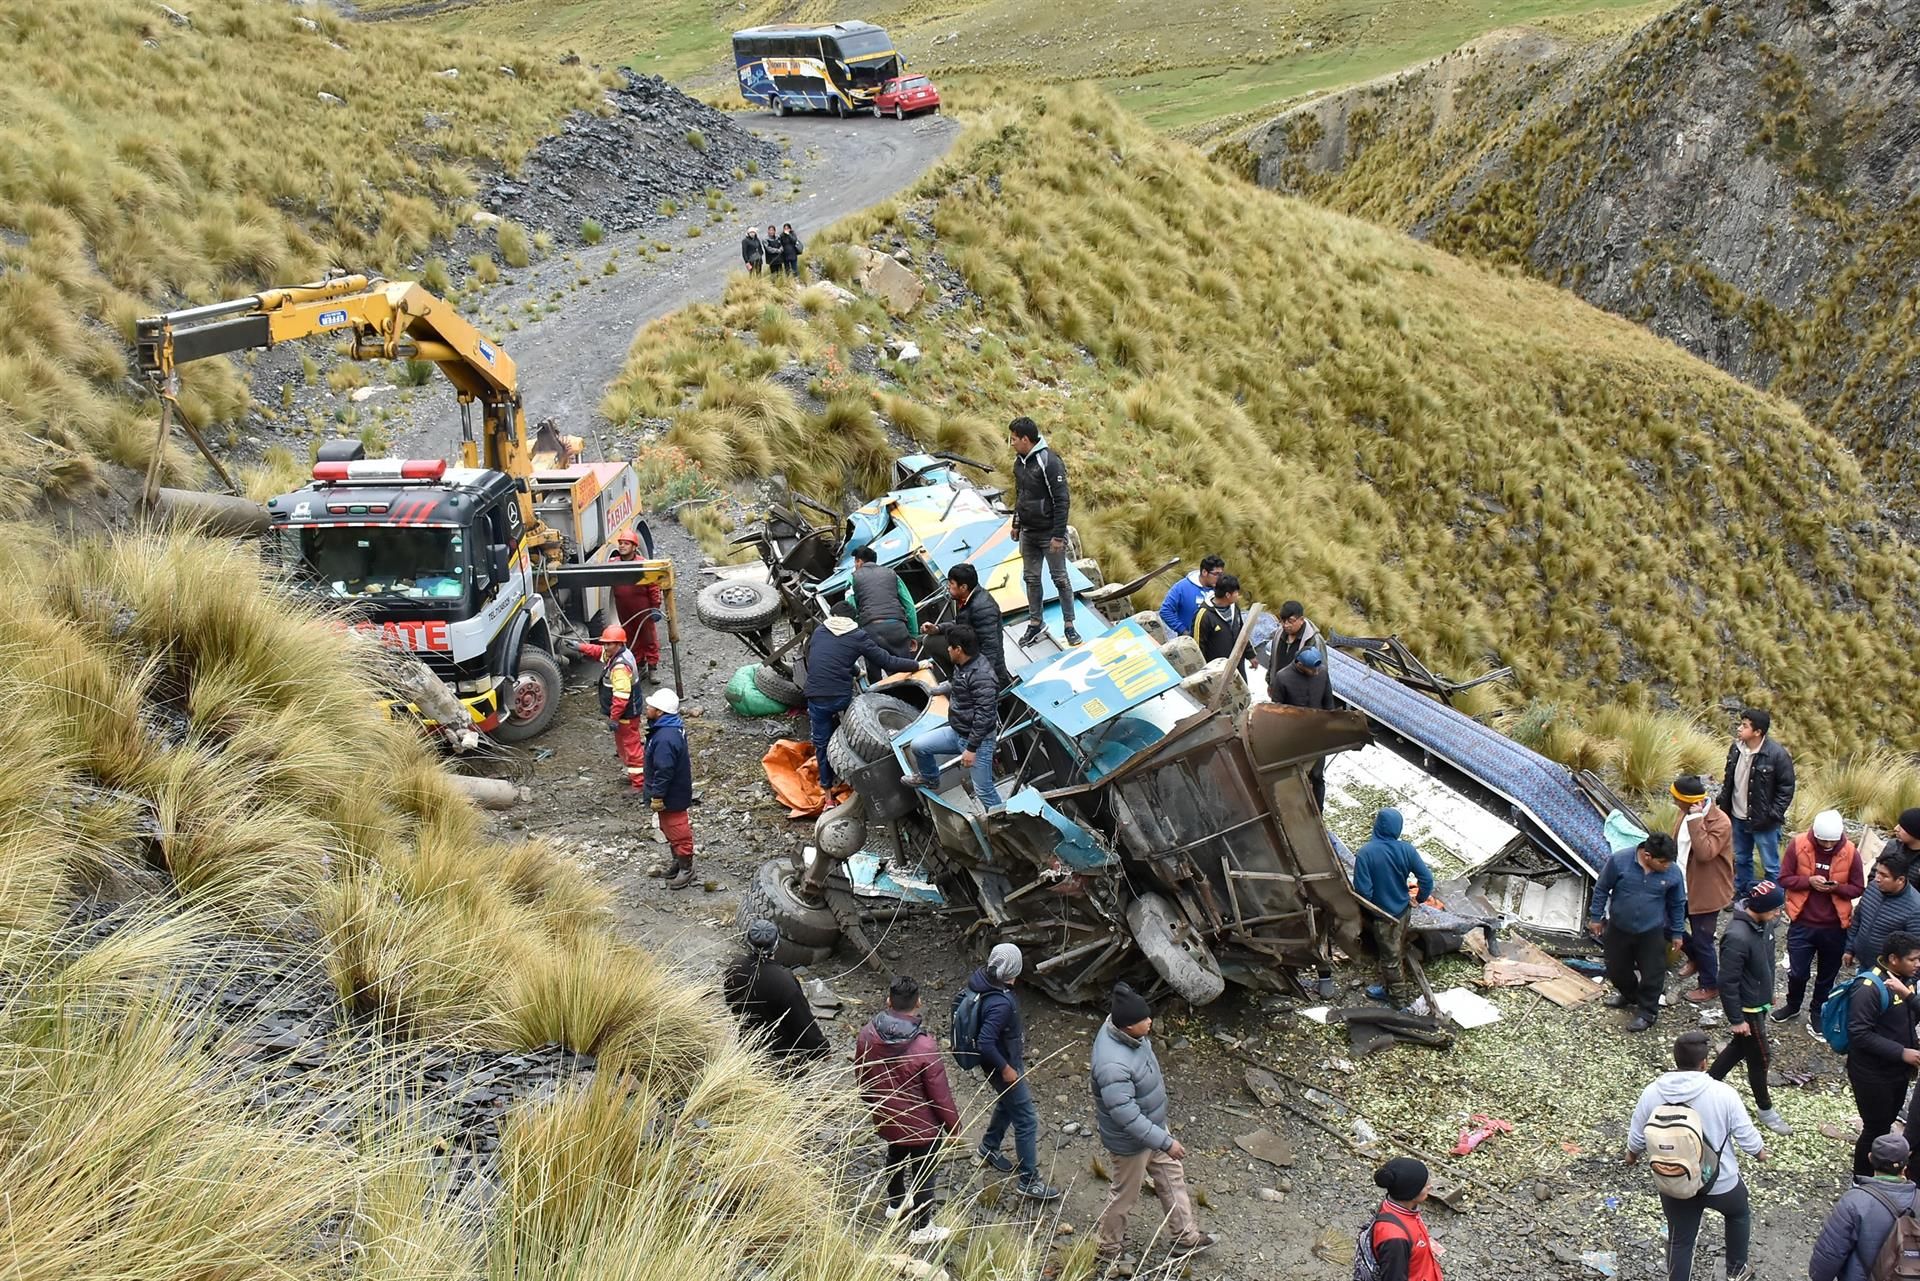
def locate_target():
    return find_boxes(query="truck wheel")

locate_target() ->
[752,662,805,708]
[493,646,563,743]
[1126,892,1227,1005]
[696,579,784,633]
[826,727,867,785]
[840,691,920,762]
[740,857,841,949]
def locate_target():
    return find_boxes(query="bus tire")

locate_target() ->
[774,97,787,117]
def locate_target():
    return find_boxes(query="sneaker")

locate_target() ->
[1366,984,1389,1002]
[665,865,694,891]
[1624,1015,1654,1033]
[900,774,934,789]
[1728,1267,1754,1281]
[1770,1005,1802,1023]
[1758,1108,1793,1136]
[907,1224,952,1247]
[1683,987,1719,1004]
[1171,1232,1216,1256]
[883,1202,904,1222]
[1062,627,1083,646]
[1810,1019,1827,1042]
[1016,1178,1064,1201]
[1018,623,1046,647]
[976,1147,1015,1174]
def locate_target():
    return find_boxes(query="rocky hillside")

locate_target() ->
[1239,0,1920,482]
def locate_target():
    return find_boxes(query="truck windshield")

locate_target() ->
[280,525,469,602]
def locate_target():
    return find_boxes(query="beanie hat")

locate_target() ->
[1747,880,1786,913]
[823,616,858,636]
[745,919,779,955]
[1297,647,1323,668]
[646,687,679,714]
[1812,810,1845,843]
[987,942,1024,982]
[1670,775,1708,805]
[1373,1156,1429,1203]
[1899,808,1920,838]
[1872,1132,1912,1171]
[1110,982,1151,1028]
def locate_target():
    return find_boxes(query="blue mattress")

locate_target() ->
[1326,650,1610,876]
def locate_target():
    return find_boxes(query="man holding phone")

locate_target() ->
[1774,809,1862,1034]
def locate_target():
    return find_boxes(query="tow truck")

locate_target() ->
[136,272,682,744]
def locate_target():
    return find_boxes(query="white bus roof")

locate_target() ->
[732,20,887,39]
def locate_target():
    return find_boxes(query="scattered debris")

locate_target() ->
[1580,1250,1618,1277]
[1232,1128,1296,1168]
[1429,987,1501,1029]
[157,3,191,26]
[1451,1114,1514,1156]
[848,246,926,314]
[317,91,345,107]
[1464,932,1601,1008]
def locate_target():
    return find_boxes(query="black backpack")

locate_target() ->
[949,988,986,1072]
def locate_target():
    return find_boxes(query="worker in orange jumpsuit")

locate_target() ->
[610,530,663,676]
[574,623,646,790]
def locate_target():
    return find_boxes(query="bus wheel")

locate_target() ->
[774,97,787,117]
[832,97,845,118]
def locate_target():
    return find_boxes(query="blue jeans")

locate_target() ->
[809,695,850,788]
[1731,818,1781,898]
[982,1074,1040,1180]
[910,724,1001,808]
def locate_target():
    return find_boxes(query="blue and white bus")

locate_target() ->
[731,20,903,117]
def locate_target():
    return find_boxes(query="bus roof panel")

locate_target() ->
[732,20,885,39]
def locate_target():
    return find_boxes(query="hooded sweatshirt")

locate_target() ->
[1351,809,1434,918]
[1157,571,1209,637]
[1627,1070,1763,1196]
[1717,903,1778,1024]
[966,966,1024,1078]
[853,1008,960,1147]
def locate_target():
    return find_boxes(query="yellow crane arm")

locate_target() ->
[136,272,537,521]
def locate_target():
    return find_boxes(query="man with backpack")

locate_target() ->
[1090,982,1213,1270]
[1842,931,1920,1177]
[954,943,1062,1201]
[1357,1156,1443,1281]
[1626,1030,1765,1281]
[1706,882,1792,1135]
[1809,1133,1919,1281]
[854,976,961,1247]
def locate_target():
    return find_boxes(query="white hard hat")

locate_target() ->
[646,687,679,714]
[1813,810,1845,842]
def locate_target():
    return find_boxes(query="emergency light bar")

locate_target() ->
[311,459,449,483]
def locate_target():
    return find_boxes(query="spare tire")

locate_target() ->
[826,727,867,786]
[839,691,921,762]
[696,580,784,633]
[1125,892,1227,1005]
[738,858,841,954]
[752,662,805,708]
[1159,636,1204,677]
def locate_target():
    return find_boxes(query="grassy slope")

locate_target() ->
[0,528,924,1281]
[0,0,598,509]
[605,86,1920,821]
[370,0,1667,134]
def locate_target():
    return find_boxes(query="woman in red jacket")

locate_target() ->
[1366,1157,1443,1281]
[854,976,962,1246]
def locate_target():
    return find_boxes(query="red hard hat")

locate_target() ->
[600,623,628,644]
[616,530,640,546]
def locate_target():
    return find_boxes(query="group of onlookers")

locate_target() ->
[741,222,804,276]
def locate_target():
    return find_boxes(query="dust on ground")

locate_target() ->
[459,517,1854,1281]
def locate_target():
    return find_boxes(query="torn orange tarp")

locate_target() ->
[763,739,853,818]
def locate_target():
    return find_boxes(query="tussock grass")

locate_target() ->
[0,0,596,501]
[0,527,921,1278]
[607,84,1920,809]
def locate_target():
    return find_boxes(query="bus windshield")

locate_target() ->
[282,525,470,603]
[832,29,893,60]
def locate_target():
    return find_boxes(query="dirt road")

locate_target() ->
[386,111,958,457]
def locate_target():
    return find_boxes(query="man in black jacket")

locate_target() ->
[1717,707,1796,900]
[779,222,803,277]
[1269,646,1335,808]
[922,562,1011,688]
[1268,600,1321,671]
[905,624,1002,808]
[1008,416,1079,648]
[1192,575,1247,671]
[741,227,765,275]
[1846,930,1920,1176]
[849,545,918,678]
[805,611,930,790]
[1707,882,1792,1135]
[722,919,829,1064]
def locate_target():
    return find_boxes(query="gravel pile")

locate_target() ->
[482,70,781,237]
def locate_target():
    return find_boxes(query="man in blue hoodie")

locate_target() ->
[1589,833,1688,1033]
[1351,808,1434,1006]
[1157,554,1224,638]
[966,943,1062,1201]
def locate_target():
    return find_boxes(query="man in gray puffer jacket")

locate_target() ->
[1090,983,1213,1267]
[1810,1132,1918,1281]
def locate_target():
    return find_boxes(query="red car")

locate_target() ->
[874,74,940,119]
